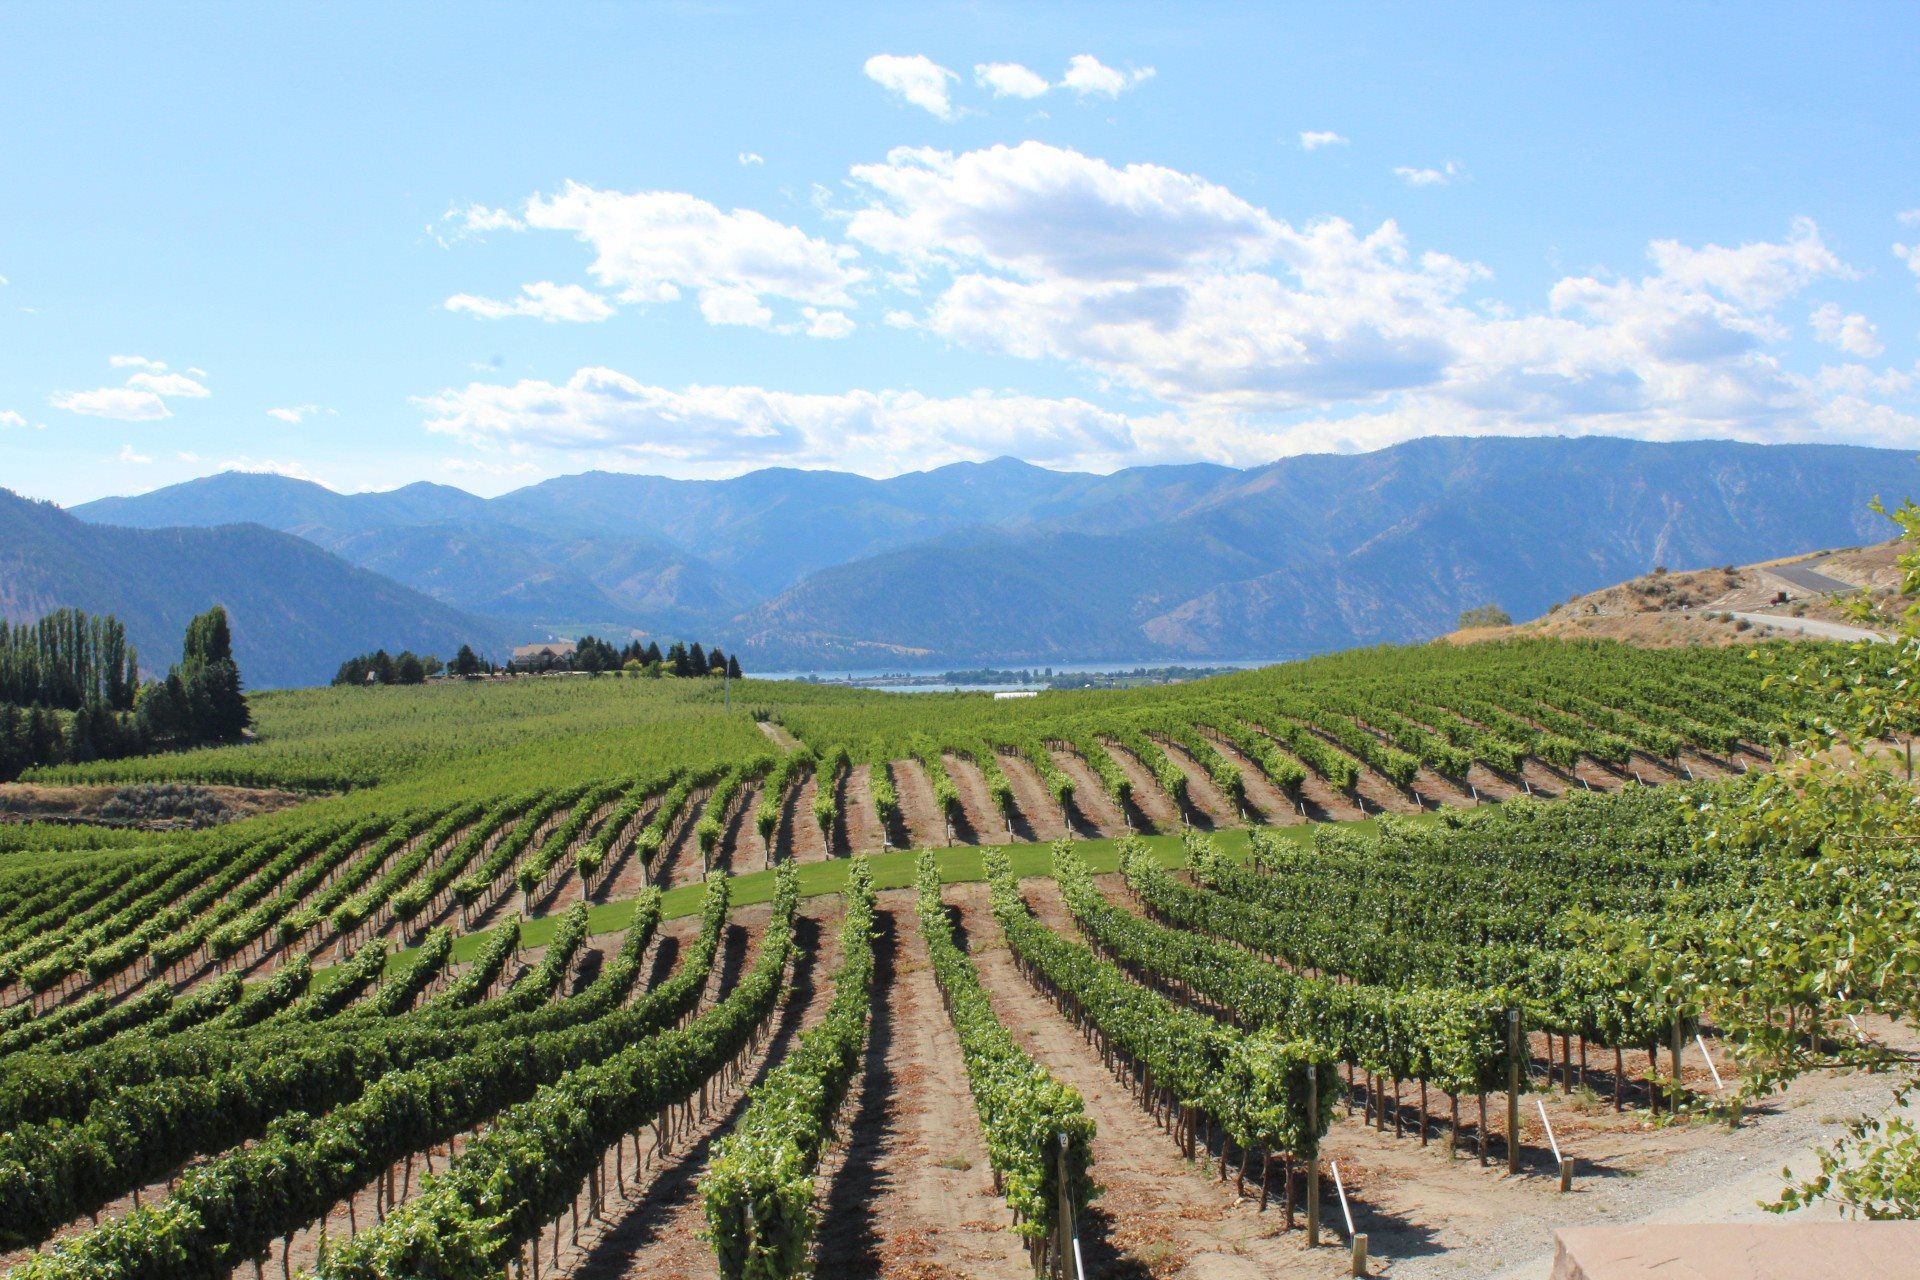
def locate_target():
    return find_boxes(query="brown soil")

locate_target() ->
[1337,757,1422,818]
[525,795,627,917]
[891,758,950,850]
[560,898,844,1280]
[1199,732,1305,827]
[1243,728,1363,822]
[652,787,714,891]
[1049,746,1129,838]
[595,797,667,902]
[943,753,1008,846]
[947,879,1322,1279]
[812,896,1033,1280]
[842,765,891,855]
[0,782,311,830]
[779,774,831,863]
[710,782,766,878]
[1100,739,1183,834]
[1406,766,1477,812]
[1461,764,1531,804]
[1154,738,1241,830]
[996,752,1070,845]
[464,803,576,931]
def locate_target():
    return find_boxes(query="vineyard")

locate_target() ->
[0,637,1892,1279]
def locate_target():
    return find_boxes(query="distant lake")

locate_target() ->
[753,655,1301,694]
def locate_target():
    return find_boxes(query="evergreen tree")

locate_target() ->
[65,707,97,763]
[643,640,663,666]
[0,705,24,781]
[687,643,710,677]
[727,653,743,679]
[706,646,727,676]
[665,641,689,677]
[395,652,427,684]
[452,644,483,678]
[28,707,60,766]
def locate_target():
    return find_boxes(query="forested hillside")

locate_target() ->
[0,491,508,689]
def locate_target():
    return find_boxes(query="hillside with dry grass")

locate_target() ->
[1444,540,1906,648]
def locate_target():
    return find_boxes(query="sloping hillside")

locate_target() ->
[69,436,1920,667]
[0,490,509,688]
[1443,540,1904,648]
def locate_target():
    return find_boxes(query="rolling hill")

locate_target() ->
[0,489,509,688]
[68,435,1920,671]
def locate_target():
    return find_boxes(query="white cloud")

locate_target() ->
[841,139,1902,455]
[126,371,211,398]
[1395,162,1460,187]
[51,387,171,421]
[1898,209,1920,226]
[51,357,211,421]
[975,62,1051,99]
[267,404,328,423]
[0,410,25,428]
[473,181,863,334]
[738,152,765,166]
[439,203,525,241]
[446,280,615,323]
[117,444,152,464]
[1060,54,1153,98]
[698,285,775,328]
[418,369,1149,473]
[800,307,856,339]
[1646,217,1849,309]
[1809,302,1884,358]
[864,54,961,121]
[1299,131,1349,151]
[1897,242,1920,286]
[848,142,1284,282]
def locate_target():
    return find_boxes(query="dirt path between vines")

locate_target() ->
[780,773,830,863]
[1100,740,1182,834]
[944,753,1007,846]
[708,781,764,878]
[946,879,1322,1280]
[594,797,666,902]
[891,758,949,850]
[652,786,713,890]
[1154,738,1240,830]
[1200,733,1305,827]
[997,752,1070,845]
[563,899,843,1280]
[1050,747,1128,838]
[812,896,1033,1280]
[842,765,891,856]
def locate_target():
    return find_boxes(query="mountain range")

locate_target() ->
[36,435,1919,687]
[0,490,510,690]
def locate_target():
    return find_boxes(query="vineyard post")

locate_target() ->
[1506,1008,1522,1175]
[1670,1013,1686,1115]
[1054,1132,1071,1280]
[1306,1063,1322,1246]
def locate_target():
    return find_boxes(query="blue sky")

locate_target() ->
[5,2,1919,505]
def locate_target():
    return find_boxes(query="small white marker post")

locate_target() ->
[1694,1034,1725,1092]
[1330,1160,1365,1276]
[1537,1099,1574,1192]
